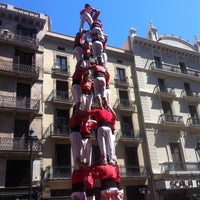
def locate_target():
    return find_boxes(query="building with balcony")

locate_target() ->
[123,22,200,199]
[41,31,148,200]
[0,3,49,199]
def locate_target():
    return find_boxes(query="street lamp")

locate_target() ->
[28,128,38,200]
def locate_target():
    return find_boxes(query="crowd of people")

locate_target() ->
[69,4,124,200]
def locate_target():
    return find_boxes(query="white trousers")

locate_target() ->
[97,126,115,164]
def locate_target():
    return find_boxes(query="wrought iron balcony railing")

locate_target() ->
[154,85,175,96]
[181,90,200,100]
[159,114,184,125]
[0,95,40,111]
[187,117,200,127]
[0,27,39,48]
[150,62,200,78]
[0,137,42,152]
[116,129,142,141]
[114,99,136,112]
[160,162,200,173]
[43,123,70,138]
[114,75,129,87]
[44,165,147,180]
[0,59,39,77]
[52,64,70,76]
[47,90,74,105]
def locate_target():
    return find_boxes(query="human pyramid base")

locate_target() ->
[70,3,124,200]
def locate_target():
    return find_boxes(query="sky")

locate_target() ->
[0,0,199,48]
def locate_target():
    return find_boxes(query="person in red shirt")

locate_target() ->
[86,105,117,165]
[79,118,98,167]
[80,71,94,111]
[71,168,87,200]
[89,164,122,200]
[69,106,87,170]
[71,60,90,111]
[79,4,100,32]
[73,32,83,62]
[90,56,107,109]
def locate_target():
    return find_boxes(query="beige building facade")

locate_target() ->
[123,22,200,200]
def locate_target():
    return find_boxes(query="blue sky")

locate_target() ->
[0,0,199,48]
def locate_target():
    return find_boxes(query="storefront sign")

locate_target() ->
[169,179,200,189]
[156,179,200,190]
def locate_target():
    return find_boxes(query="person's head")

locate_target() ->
[85,3,91,8]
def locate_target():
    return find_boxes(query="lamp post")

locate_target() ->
[28,128,38,200]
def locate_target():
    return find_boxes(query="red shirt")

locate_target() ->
[73,32,83,48]
[72,67,85,82]
[87,109,113,123]
[80,119,98,135]
[90,165,117,181]
[69,112,84,128]
[72,169,87,184]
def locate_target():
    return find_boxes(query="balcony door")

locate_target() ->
[169,143,183,170]
[125,147,139,175]
[14,119,29,138]
[16,82,31,109]
[55,144,71,177]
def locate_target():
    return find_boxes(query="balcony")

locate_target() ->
[116,129,142,144]
[154,85,176,99]
[47,90,74,107]
[0,137,42,153]
[42,123,70,139]
[150,62,200,82]
[114,76,129,88]
[160,162,200,174]
[114,99,136,112]
[181,90,200,103]
[159,114,184,127]
[187,117,200,130]
[0,95,40,114]
[0,59,39,80]
[52,64,70,78]
[119,166,148,178]
[0,27,39,49]
[45,166,72,180]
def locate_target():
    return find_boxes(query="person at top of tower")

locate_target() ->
[79,3,101,32]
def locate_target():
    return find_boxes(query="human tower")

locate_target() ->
[69,3,124,200]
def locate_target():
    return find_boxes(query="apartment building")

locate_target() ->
[41,31,148,200]
[0,3,49,200]
[123,22,200,199]
[0,3,148,200]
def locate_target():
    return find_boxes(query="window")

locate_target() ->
[188,105,198,118]
[56,80,69,99]
[17,83,31,108]
[179,62,187,74]
[56,56,67,71]
[116,68,126,82]
[16,24,37,38]
[154,56,162,69]
[161,101,172,115]
[121,115,134,137]
[55,109,70,135]
[169,142,184,170]
[55,144,71,177]
[125,147,139,175]
[119,90,129,106]
[15,50,34,66]
[158,78,165,92]
[14,119,29,138]
[184,82,191,96]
